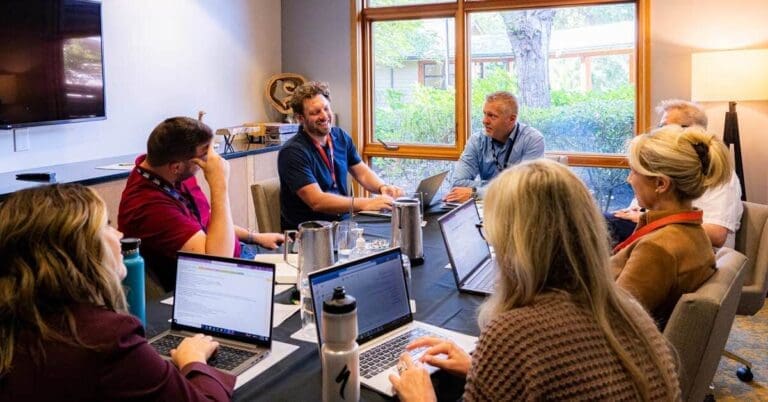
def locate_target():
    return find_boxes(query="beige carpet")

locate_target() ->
[712,302,768,401]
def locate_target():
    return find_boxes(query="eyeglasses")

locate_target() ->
[475,221,486,241]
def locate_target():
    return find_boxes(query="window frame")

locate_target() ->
[352,0,650,169]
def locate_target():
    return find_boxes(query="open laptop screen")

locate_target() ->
[310,248,411,345]
[173,252,274,344]
[439,200,491,281]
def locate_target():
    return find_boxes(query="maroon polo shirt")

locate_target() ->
[118,155,240,290]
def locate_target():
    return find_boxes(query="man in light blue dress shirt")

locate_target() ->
[445,91,545,202]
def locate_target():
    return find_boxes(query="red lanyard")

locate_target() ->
[612,210,703,254]
[310,134,336,188]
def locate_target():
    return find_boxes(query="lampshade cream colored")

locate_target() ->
[691,49,768,102]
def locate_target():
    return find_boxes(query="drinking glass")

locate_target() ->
[335,220,358,262]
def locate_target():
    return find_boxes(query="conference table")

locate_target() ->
[146,215,486,401]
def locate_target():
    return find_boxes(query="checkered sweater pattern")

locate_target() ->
[464,292,681,401]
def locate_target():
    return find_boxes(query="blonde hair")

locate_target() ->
[0,184,127,376]
[479,159,678,400]
[629,125,731,201]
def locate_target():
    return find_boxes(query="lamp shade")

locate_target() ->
[691,49,768,102]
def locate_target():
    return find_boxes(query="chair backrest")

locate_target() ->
[734,201,768,315]
[250,178,281,234]
[663,248,747,402]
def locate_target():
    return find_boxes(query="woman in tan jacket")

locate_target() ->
[611,125,732,328]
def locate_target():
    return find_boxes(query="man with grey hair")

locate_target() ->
[609,99,743,248]
[445,91,545,202]
[656,99,708,128]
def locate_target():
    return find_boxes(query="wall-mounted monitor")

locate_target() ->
[0,0,105,130]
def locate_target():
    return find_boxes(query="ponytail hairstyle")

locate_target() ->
[629,125,731,201]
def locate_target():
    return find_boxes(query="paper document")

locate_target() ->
[234,340,299,389]
[254,253,299,284]
[96,162,134,170]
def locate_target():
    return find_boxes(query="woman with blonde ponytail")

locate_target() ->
[612,125,732,329]
[389,159,681,401]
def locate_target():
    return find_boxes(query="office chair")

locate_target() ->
[724,201,768,382]
[250,178,281,234]
[663,248,747,402]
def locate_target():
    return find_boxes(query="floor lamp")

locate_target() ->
[691,49,768,202]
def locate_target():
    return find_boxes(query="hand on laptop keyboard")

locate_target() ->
[169,333,220,369]
[405,336,471,377]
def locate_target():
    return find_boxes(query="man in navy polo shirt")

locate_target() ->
[278,81,403,230]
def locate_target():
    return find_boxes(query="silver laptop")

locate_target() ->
[359,170,450,217]
[438,199,496,296]
[308,247,477,397]
[149,251,275,376]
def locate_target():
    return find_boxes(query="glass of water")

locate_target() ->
[335,220,358,262]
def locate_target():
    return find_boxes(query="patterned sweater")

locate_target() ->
[464,292,681,401]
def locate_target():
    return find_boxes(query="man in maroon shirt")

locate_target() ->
[118,117,283,291]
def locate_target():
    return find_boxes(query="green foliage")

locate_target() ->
[553,4,634,30]
[373,20,440,69]
[375,85,456,144]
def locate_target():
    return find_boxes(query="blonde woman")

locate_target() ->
[612,125,732,328]
[389,160,681,401]
[0,184,234,401]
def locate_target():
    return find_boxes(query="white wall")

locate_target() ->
[0,0,281,173]
[651,0,768,203]
[281,0,351,133]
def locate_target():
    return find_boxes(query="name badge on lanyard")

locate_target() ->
[310,134,337,191]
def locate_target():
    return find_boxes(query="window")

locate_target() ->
[355,0,649,210]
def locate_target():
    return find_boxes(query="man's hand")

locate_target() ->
[443,187,473,203]
[360,195,394,211]
[406,336,471,377]
[380,184,405,198]
[170,333,219,369]
[613,206,641,223]
[388,354,437,402]
[254,232,285,249]
[191,145,230,190]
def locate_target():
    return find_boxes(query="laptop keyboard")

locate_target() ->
[471,261,495,291]
[150,334,264,372]
[360,327,437,379]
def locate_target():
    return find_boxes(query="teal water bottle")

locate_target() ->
[121,238,146,326]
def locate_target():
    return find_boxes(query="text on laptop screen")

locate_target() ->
[310,250,411,343]
[442,202,491,280]
[174,255,273,342]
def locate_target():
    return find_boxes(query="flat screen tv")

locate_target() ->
[0,0,105,130]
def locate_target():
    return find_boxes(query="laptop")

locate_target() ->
[359,170,450,218]
[149,251,275,376]
[438,199,496,296]
[308,247,477,397]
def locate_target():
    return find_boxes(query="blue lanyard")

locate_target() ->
[135,166,204,230]
[491,123,520,171]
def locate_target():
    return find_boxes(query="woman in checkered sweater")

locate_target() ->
[389,159,681,401]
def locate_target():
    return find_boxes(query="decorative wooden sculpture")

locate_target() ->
[265,73,306,121]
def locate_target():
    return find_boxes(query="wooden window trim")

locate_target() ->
[352,0,650,168]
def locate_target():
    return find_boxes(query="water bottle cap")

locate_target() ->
[323,286,357,314]
[120,238,141,252]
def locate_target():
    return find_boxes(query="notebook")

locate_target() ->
[308,247,477,397]
[149,251,275,376]
[359,170,450,218]
[438,199,496,296]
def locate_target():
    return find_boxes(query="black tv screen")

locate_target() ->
[0,0,105,129]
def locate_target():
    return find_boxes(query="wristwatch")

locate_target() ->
[470,187,477,199]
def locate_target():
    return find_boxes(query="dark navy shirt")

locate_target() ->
[277,126,362,230]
